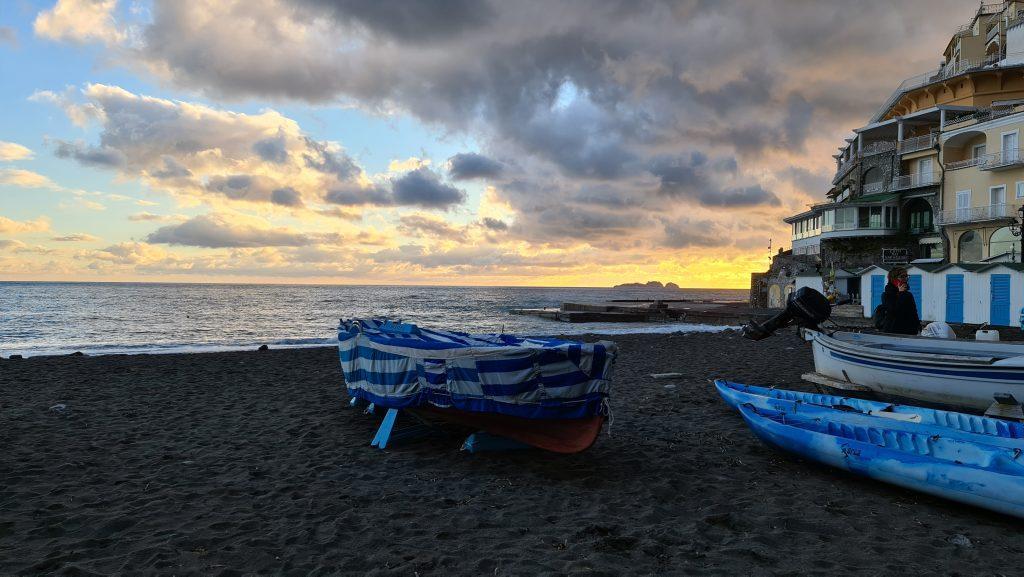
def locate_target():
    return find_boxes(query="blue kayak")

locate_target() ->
[737,404,1024,519]
[714,379,1024,447]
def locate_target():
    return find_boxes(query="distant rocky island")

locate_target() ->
[612,281,680,290]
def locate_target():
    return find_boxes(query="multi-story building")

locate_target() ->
[783,1,1024,272]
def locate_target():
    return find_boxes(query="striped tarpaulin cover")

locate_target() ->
[338,319,617,419]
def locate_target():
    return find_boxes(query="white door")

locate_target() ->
[1003,132,1019,163]
[918,158,933,185]
[956,190,971,222]
[991,185,1006,217]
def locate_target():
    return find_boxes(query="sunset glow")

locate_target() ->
[0,1,975,287]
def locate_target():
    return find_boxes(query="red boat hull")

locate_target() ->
[418,406,605,453]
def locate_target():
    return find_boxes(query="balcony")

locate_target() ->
[862,141,895,157]
[980,148,1024,170]
[897,133,938,154]
[945,156,984,170]
[935,203,1012,225]
[833,155,860,184]
[891,172,940,191]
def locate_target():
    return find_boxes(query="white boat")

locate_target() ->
[805,329,1024,412]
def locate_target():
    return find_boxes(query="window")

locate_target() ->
[991,185,1006,207]
[869,206,883,228]
[973,143,987,159]
[990,227,1018,260]
[1017,181,1024,199]
[958,230,983,262]
[885,206,898,228]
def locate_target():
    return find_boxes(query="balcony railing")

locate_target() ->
[897,133,938,154]
[862,181,885,194]
[833,155,860,184]
[980,148,1024,170]
[862,141,896,157]
[944,104,1024,130]
[935,203,1011,225]
[891,172,940,190]
[945,156,985,170]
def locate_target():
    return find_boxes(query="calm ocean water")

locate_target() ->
[0,282,746,357]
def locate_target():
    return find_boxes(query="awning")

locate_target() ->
[845,192,902,205]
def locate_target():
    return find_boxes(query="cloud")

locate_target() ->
[0,215,50,234]
[129,211,178,222]
[660,217,731,249]
[391,167,466,209]
[29,89,105,128]
[146,213,319,248]
[0,142,33,161]
[398,214,467,241]
[480,217,508,231]
[271,187,303,207]
[448,153,503,180]
[51,233,99,242]
[53,139,126,168]
[0,168,56,188]
[649,153,780,207]
[0,26,17,47]
[34,0,124,45]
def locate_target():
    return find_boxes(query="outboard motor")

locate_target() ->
[743,287,832,341]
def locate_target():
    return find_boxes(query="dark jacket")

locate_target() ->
[881,283,920,335]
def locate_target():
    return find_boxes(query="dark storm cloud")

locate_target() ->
[391,168,466,209]
[123,0,968,244]
[447,153,504,180]
[53,140,126,168]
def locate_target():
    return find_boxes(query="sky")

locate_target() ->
[0,0,975,287]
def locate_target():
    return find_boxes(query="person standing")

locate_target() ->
[881,267,920,335]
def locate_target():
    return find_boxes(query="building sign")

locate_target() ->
[881,248,909,264]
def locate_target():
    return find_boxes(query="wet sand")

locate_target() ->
[2,330,1021,576]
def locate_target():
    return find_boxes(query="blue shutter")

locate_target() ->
[871,274,885,314]
[945,274,964,323]
[990,274,1011,326]
[908,274,923,318]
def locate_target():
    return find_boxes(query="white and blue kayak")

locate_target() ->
[737,404,1024,519]
[716,380,1024,518]
[714,379,1024,447]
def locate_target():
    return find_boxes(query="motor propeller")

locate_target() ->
[743,287,833,341]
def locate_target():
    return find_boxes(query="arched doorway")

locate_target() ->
[905,198,934,234]
[990,227,1020,261]
[958,230,983,262]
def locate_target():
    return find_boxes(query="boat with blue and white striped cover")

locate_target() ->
[337,319,617,452]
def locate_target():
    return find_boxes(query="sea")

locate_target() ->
[0,282,747,357]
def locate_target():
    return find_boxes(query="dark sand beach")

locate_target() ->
[2,330,1021,576]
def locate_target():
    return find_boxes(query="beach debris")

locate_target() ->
[258,344,269,351]
[949,534,973,548]
[649,372,684,379]
[49,403,70,416]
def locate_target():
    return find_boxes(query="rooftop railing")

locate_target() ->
[870,53,1007,123]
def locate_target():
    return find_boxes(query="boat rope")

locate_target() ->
[602,397,614,437]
